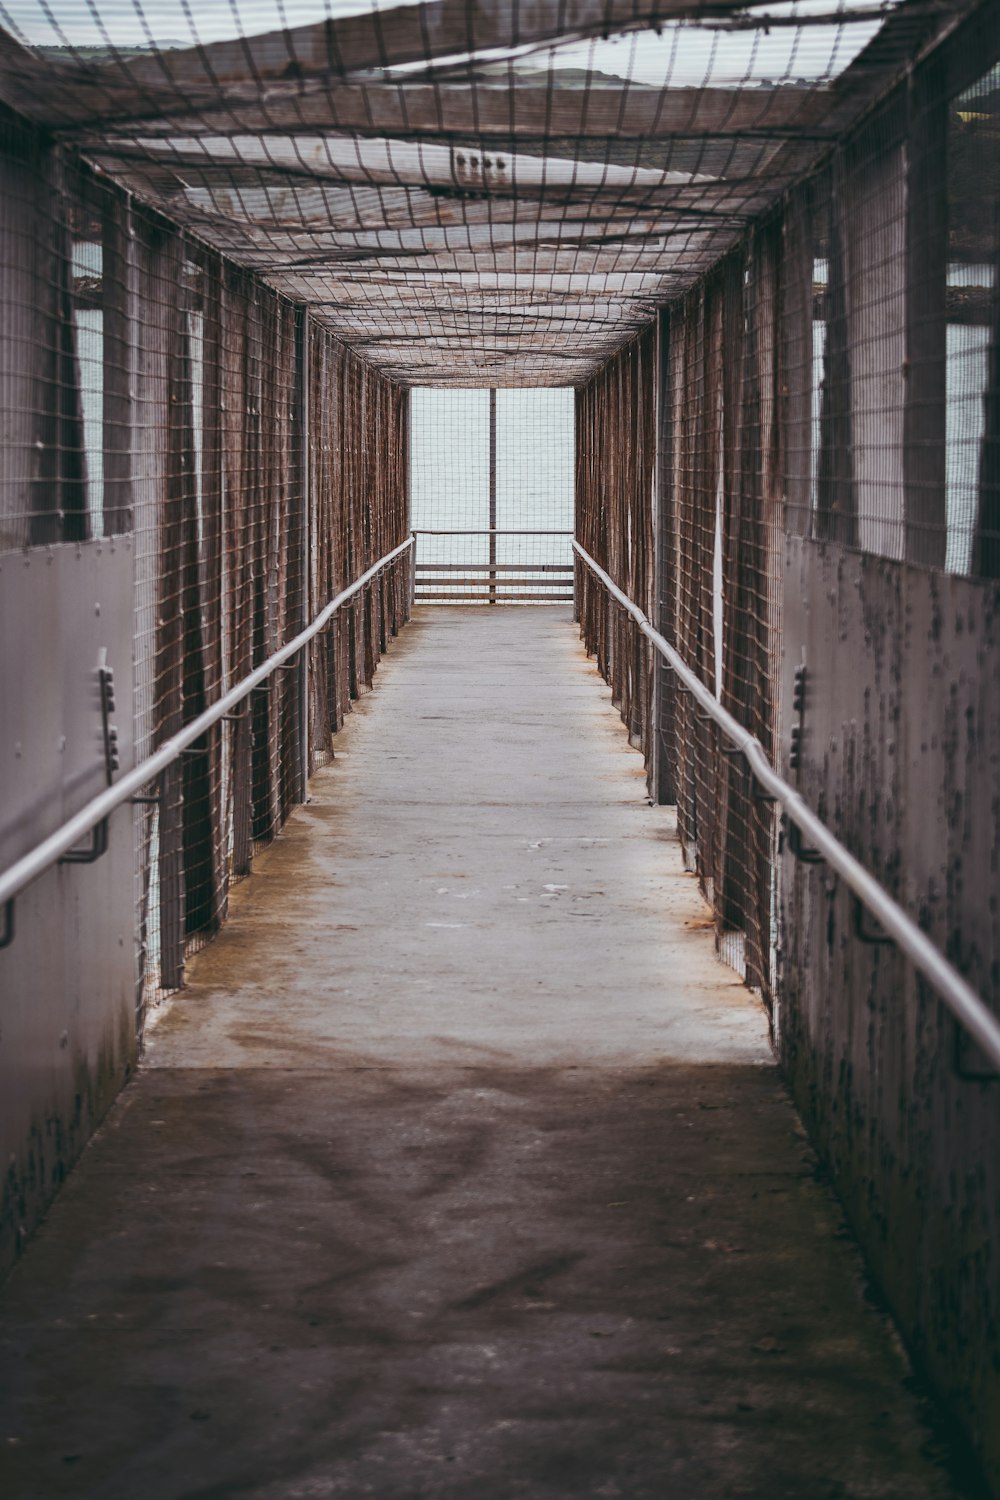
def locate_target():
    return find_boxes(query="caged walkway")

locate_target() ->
[0,608,973,1500]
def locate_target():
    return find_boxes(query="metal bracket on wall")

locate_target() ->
[130,773,162,807]
[786,817,824,865]
[853,898,893,946]
[789,663,807,772]
[98,653,120,786]
[57,817,109,865]
[953,1023,1000,1083]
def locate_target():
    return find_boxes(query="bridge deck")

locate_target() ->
[0,609,966,1498]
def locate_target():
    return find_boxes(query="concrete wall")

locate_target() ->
[779,534,1000,1488]
[0,540,137,1274]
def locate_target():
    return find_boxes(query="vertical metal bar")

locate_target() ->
[489,388,497,605]
[158,760,186,990]
[102,193,136,534]
[653,306,677,804]
[295,305,311,801]
[904,59,948,568]
[572,395,581,622]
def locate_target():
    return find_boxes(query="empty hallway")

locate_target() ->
[3,0,1000,1490]
[0,610,975,1500]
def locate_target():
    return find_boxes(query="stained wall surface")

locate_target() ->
[779,534,1000,1487]
[0,540,137,1273]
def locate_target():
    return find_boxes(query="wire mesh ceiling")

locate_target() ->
[0,0,978,385]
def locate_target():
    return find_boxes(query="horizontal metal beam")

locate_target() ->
[67,82,826,143]
[0,538,414,913]
[415,562,573,572]
[92,132,709,198]
[417,576,571,586]
[413,528,573,535]
[572,539,1000,1074]
[417,592,573,602]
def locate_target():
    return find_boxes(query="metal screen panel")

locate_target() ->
[410,387,574,602]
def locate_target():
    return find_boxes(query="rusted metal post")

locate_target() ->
[489,388,497,605]
[904,59,948,568]
[294,304,310,802]
[650,307,676,803]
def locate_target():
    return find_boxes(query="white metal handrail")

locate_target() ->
[573,539,1000,1073]
[0,536,415,916]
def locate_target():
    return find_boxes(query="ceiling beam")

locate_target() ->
[65,81,827,142]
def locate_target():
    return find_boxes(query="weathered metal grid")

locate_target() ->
[0,0,976,391]
[782,16,1000,575]
[0,125,411,1030]
[574,327,656,749]
[575,0,1000,1023]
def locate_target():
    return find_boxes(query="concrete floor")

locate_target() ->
[0,608,977,1499]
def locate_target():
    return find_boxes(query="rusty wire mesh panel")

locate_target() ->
[656,246,783,1005]
[575,329,656,749]
[0,0,957,393]
[139,272,410,1017]
[308,332,410,747]
[782,20,1000,576]
[574,3,1000,1025]
[410,388,574,602]
[0,117,411,1034]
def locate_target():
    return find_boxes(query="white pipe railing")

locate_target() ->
[573,539,1000,1073]
[0,537,414,916]
[411,529,573,536]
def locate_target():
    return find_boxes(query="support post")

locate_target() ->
[294,305,311,801]
[651,306,677,803]
[904,59,948,567]
[489,388,497,605]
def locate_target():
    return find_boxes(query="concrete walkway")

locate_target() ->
[0,609,973,1499]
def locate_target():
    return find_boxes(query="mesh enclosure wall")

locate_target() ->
[0,0,970,391]
[0,122,411,1031]
[575,329,656,752]
[575,4,1000,1019]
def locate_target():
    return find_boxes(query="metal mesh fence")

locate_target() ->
[0,129,411,1033]
[0,0,951,395]
[782,41,1000,573]
[410,387,574,602]
[575,329,656,751]
[575,6,1000,1020]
